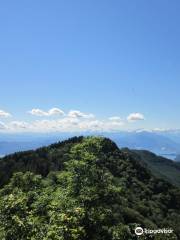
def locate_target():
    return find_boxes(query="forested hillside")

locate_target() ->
[0,137,180,239]
[122,148,180,187]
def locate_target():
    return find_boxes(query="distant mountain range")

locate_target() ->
[103,131,180,159]
[1,130,180,160]
[0,133,72,156]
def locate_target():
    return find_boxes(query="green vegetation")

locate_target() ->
[0,137,180,239]
[123,148,180,187]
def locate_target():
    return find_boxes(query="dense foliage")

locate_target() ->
[0,137,180,239]
[123,148,180,187]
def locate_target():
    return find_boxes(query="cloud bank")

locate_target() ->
[68,110,94,119]
[127,112,145,122]
[0,110,11,118]
[28,108,64,117]
[0,108,146,132]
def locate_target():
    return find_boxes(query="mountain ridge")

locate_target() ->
[0,136,180,239]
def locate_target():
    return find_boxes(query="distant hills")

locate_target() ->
[0,136,180,239]
[1,130,180,160]
[104,131,180,159]
[0,133,73,156]
[123,148,180,187]
[0,141,46,156]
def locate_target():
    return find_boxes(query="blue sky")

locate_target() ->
[0,0,180,132]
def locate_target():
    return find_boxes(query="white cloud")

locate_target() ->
[79,118,124,132]
[0,121,8,130]
[79,120,104,131]
[127,113,145,122]
[2,116,125,133]
[68,110,94,119]
[0,108,128,132]
[32,120,58,131]
[28,109,48,116]
[10,121,30,129]
[48,108,65,116]
[0,110,11,118]
[30,118,80,132]
[28,108,64,117]
[152,128,168,132]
